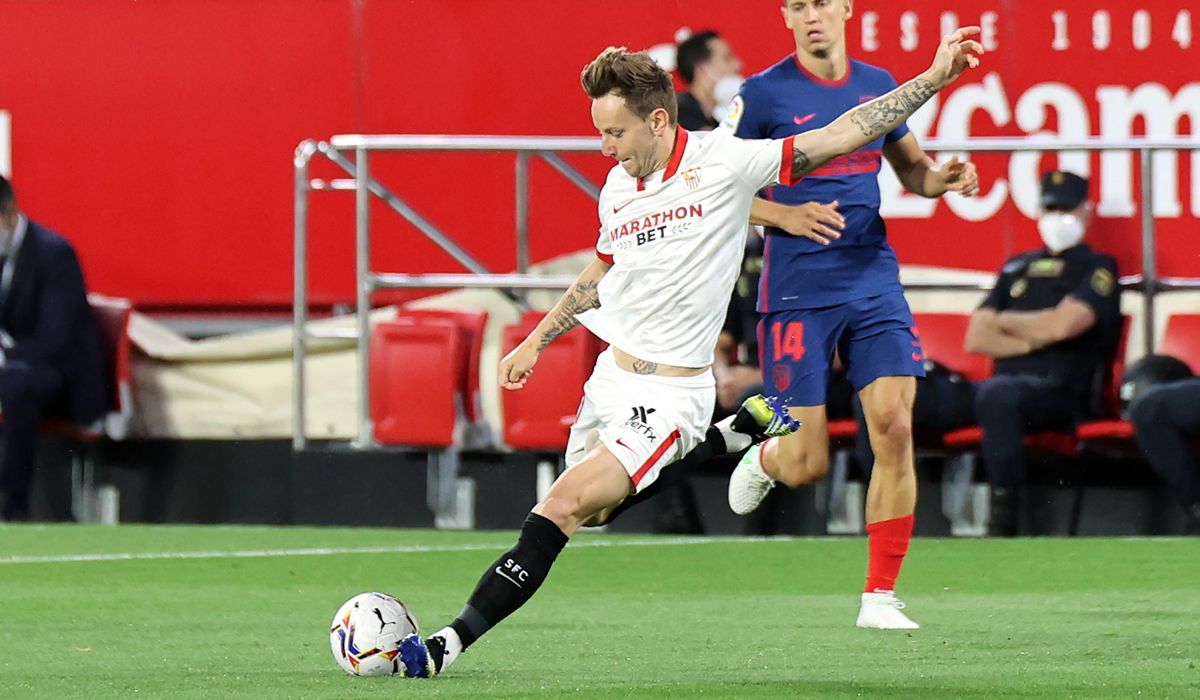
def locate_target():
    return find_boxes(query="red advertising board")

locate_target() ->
[0,1,1194,307]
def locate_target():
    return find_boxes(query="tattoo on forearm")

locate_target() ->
[791,148,813,179]
[631,360,658,375]
[536,280,601,351]
[848,77,937,139]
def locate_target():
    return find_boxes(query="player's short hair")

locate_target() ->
[676,30,720,85]
[581,46,678,125]
[0,176,14,212]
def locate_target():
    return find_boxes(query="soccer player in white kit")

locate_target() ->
[402,29,984,678]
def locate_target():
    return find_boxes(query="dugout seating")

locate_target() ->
[501,310,605,452]
[368,315,475,528]
[35,294,135,522]
[392,308,491,447]
[370,317,464,447]
[1076,313,1200,449]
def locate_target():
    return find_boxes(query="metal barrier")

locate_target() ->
[293,134,1200,451]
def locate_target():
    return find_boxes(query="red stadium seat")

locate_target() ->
[34,295,135,522]
[370,318,463,447]
[395,308,488,425]
[1158,314,1200,374]
[827,418,857,447]
[912,312,992,381]
[502,312,604,451]
[1077,314,1195,452]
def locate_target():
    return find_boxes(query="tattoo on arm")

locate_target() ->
[536,280,600,351]
[848,77,937,139]
[791,148,813,179]
[631,359,658,375]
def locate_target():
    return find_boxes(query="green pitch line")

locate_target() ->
[0,525,1196,699]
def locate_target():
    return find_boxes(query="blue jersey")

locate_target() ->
[729,55,909,312]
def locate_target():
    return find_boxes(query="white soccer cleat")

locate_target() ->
[728,443,776,515]
[856,591,920,630]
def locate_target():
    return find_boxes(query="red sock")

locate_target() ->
[864,514,914,593]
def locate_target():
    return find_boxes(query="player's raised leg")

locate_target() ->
[401,444,633,678]
[729,309,837,514]
[854,375,919,630]
[728,405,829,514]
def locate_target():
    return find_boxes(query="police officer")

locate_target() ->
[1129,378,1200,534]
[963,170,1122,536]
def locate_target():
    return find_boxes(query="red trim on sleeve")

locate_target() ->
[631,429,681,486]
[778,135,798,187]
[596,249,614,265]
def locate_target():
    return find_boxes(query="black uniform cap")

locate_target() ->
[1040,170,1089,211]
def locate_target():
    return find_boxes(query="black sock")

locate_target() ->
[448,513,568,650]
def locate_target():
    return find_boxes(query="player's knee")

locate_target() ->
[533,494,585,531]
[869,408,913,461]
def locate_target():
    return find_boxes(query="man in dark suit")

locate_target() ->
[0,175,106,521]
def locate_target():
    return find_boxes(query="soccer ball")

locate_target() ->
[329,592,419,676]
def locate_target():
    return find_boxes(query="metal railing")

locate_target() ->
[293,134,1200,451]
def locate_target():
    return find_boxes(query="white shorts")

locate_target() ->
[565,349,715,493]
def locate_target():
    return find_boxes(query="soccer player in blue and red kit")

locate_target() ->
[726,0,981,629]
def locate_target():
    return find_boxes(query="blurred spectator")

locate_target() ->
[962,170,1122,536]
[675,30,744,131]
[0,176,106,521]
[1129,378,1200,534]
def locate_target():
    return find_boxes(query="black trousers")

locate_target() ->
[0,361,64,512]
[1129,378,1200,512]
[853,373,1078,489]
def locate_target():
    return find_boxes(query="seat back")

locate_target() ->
[87,294,134,439]
[912,313,992,381]
[369,318,463,447]
[502,312,603,450]
[1160,314,1200,374]
[1097,314,1133,418]
[396,308,488,424]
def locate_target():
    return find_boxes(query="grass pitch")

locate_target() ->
[0,525,1197,698]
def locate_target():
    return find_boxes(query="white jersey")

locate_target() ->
[578,127,797,367]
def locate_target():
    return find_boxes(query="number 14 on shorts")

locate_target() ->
[770,321,805,361]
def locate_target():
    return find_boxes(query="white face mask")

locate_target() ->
[1037,211,1085,253]
[710,74,745,123]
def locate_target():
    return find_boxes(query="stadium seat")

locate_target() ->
[370,318,463,447]
[37,294,135,523]
[369,317,474,528]
[395,308,491,446]
[501,311,604,451]
[1158,313,1200,373]
[912,312,992,381]
[1076,314,1198,450]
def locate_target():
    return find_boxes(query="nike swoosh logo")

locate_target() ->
[793,113,817,126]
[613,200,635,214]
[614,438,635,451]
[495,567,523,588]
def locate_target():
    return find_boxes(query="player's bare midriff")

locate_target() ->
[612,346,709,377]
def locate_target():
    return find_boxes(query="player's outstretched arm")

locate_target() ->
[789,26,984,181]
[750,198,844,245]
[883,135,980,198]
[498,257,612,390]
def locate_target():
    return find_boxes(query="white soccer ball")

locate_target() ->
[329,592,419,676]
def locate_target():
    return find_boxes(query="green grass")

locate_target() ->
[0,525,1198,698]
